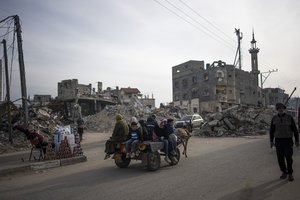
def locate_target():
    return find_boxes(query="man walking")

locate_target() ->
[77,117,85,141]
[270,102,299,181]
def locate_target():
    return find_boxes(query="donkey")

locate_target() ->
[175,127,191,158]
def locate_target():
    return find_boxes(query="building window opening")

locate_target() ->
[182,79,188,87]
[193,107,198,113]
[204,74,209,81]
[192,76,197,84]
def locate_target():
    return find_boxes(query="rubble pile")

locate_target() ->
[0,98,279,154]
[0,103,68,154]
[29,107,65,134]
[84,104,183,133]
[0,136,31,154]
[196,106,276,137]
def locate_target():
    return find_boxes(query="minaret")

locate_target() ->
[249,30,260,86]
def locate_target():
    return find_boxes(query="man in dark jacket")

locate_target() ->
[270,102,299,181]
[146,114,158,141]
[77,117,84,141]
[154,118,178,164]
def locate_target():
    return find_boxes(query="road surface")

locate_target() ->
[0,132,299,200]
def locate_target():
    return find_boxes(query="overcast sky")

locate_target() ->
[0,0,300,106]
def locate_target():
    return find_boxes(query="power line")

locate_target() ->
[153,0,276,71]
[178,0,235,43]
[153,0,235,51]
[163,0,235,50]
[0,7,14,16]
[0,19,14,39]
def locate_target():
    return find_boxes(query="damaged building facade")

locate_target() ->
[172,60,261,113]
[119,87,155,108]
[263,88,288,106]
[101,86,155,108]
[57,79,116,117]
[172,33,281,113]
[57,79,156,117]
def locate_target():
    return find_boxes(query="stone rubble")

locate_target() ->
[0,99,277,153]
[195,106,276,137]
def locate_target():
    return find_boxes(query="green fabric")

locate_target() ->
[116,114,123,121]
[111,114,129,142]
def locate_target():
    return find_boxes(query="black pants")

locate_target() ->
[275,138,294,174]
[78,127,84,141]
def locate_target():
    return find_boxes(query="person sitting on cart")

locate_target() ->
[104,114,129,160]
[166,118,178,156]
[126,121,143,154]
[146,114,158,141]
[154,119,177,164]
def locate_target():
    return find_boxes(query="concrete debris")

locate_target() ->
[0,99,279,153]
[195,106,277,137]
[0,103,67,154]
[84,104,178,132]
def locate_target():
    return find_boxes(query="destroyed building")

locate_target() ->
[57,79,116,117]
[172,32,287,113]
[119,87,155,108]
[263,88,288,106]
[172,58,261,113]
[139,94,155,108]
[102,86,155,108]
[119,87,141,105]
[57,79,155,118]
[32,95,52,104]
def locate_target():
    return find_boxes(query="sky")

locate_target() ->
[0,0,300,107]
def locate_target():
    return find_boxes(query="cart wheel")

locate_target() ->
[147,151,161,171]
[114,153,131,168]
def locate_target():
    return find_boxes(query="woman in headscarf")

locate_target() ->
[104,114,129,159]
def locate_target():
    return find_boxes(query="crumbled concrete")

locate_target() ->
[1,99,277,154]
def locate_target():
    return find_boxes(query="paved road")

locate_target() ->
[0,132,299,200]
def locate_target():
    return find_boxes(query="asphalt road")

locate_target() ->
[0,132,299,200]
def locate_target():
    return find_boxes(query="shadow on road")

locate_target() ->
[217,179,288,200]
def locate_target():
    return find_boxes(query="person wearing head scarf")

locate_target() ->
[104,114,129,159]
[111,114,129,142]
[270,102,299,181]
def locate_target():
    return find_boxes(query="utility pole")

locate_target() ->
[260,69,278,107]
[234,28,243,69]
[260,69,278,89]
[14,15,29,126]
[2,39,13,144]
